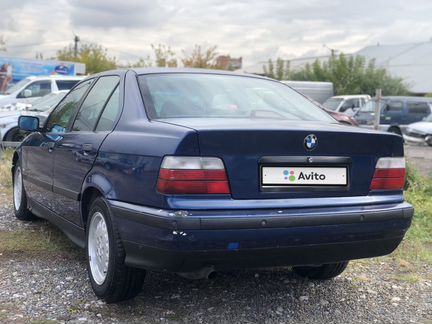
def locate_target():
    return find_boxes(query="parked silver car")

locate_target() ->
[0,91,67,142]
[403,113,432,146]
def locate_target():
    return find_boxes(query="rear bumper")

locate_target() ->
[109,200,413,272]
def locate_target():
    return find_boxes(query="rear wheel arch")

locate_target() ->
[388,125,402,135]
[81,187,103,227]
[12,152,19,167]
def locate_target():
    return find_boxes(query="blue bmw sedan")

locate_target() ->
[13,69,413,302]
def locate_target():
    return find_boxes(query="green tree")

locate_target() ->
[263,58,275,79]
[182,45,219,69]
[130,57,152,68]
[130,44,177,68]
[152,44,177,67]
[288,53,408,96]
[275,58,285,80]
[264,58,292,80]
[57,43,117,74]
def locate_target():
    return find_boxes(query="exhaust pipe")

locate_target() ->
[177,266,216,280]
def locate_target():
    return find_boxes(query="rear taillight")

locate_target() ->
[157,157,230,194]
[370,157,406,191]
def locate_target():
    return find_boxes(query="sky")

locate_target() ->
[1,0,432,67]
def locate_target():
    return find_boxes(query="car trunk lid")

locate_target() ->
[156,118,403,200]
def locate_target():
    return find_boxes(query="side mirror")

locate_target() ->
[18,116,39,131]
[23,89,32,98]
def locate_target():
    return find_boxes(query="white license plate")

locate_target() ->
[262,166,348,186]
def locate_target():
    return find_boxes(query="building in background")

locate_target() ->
[216,55,242,71]
[240,40,432,95]
[356,42,432,95]
[0,56,86,92]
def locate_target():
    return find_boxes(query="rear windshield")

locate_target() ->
[138,73,334,122]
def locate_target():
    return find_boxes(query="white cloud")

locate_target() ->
[1,0,432,66]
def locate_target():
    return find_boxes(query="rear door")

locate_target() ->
[51,75,121,225]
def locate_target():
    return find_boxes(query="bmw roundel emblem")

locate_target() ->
[304,134,318,151]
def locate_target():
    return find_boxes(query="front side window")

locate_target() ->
[359,100,386,113]
[384,102,403,112]
[340,99,359,112]
[72,76,119,132]
[46,79,93,132]
[322,98,343,111]
[4,78,32,95]
[18,80,51,98]
[138,74,334,122]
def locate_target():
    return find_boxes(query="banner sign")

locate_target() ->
[0,56,77,91]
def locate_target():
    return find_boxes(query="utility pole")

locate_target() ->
[73,35,80,59]
[374,89,382,130]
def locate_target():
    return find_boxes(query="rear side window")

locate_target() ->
[95,86,121,132]
[56,80,80,91]
[407,102,430,114]
[72,76,119,132]
[46,79,93,132]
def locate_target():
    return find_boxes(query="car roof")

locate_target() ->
[331,95,370,99]
[25,75,84,81]
[90,68,272,81]
[373,96,432,101]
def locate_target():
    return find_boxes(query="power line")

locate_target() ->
[5,39,69,49]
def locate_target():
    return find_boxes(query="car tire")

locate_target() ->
[5,127,27,142]
[293,261,349,280]
[388,126,402,136]
[86,197,146,303]
[13,163,36,221]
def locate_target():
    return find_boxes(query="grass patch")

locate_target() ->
[396,165,432,265]
[0,149,13,195]
[393,273,421,284]
[0,226,78,257]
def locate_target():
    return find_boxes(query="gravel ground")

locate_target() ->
[0,195,431,324]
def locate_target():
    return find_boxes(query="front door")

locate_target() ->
[51,75,121,226]
[21,132,55,207]
[22,79,94,209]
[380,100,403,125]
